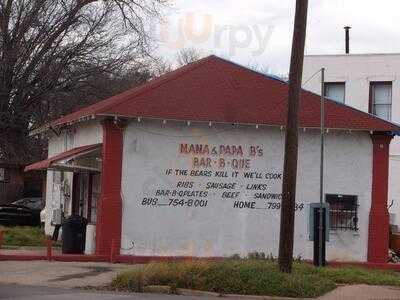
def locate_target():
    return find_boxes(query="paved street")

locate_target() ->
[2,282,400,300]
[0,284,222,300]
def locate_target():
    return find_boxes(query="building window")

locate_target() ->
[326,194,358,231]
[324,82,345,103]
[370,82,392,121]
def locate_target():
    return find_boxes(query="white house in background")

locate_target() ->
[303,53,400,228]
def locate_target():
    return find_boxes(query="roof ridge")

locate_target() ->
[212,56,287,84]
[51,55,216,126]
[99,55,217,113]
[87,56,215,115]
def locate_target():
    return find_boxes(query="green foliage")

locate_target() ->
[112,259,400,298]
[112,260,335,298]
[0,226,47,246]
[318,266,400,287]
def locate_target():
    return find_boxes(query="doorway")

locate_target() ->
[72,172,100,223]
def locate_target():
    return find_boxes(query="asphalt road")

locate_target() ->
[0,284,221,300]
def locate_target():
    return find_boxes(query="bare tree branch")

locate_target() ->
[175,47,204,66]
[0,0,169,163]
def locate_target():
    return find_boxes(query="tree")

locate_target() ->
[0,0,168,163]
[175,47,203,66]
[278,0,308,273]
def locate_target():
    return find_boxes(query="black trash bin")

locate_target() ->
[62,215,87,254]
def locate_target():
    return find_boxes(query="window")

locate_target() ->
[0,168,4,182]
[326,194,358,231]
[370,82,392,121]
[324,82,345,103]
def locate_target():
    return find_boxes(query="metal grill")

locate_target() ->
[326,194,358,231]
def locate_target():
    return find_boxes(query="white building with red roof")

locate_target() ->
[303,53,400,239]
[26,56,400,263]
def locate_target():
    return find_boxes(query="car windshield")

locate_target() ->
[12,198,43,210]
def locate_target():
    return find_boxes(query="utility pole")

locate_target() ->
[318,68,325,266]
[278,0,309,273]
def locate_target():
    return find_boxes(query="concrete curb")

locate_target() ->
[143,285,304,299]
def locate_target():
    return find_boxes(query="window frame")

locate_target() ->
[325,194,359,231]
[324,82,346,104]
[369,81,392,121]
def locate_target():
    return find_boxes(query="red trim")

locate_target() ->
[25,143,101,172]
[95,120,124,256]
[368,133,393,263]
[115,255,222,264]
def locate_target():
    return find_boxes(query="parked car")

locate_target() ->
[0,197,44,226]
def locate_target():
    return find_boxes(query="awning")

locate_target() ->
[25,143,102,172]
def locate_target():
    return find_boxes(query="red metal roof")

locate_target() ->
[24,144,101,172]
[44,55,400,132]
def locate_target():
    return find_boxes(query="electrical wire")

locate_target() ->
[303,68,323,87]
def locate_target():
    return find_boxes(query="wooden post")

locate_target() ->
[0,230,4,249]
[278,0,309,273]
[46,237,53,260]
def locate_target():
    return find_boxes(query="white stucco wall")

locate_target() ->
[120,120,372,262]
[303,53,400,225]
[44,121,103,235]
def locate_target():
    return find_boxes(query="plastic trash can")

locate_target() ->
[62,215,87,254]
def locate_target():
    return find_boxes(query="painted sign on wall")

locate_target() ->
[121,121,372,261]
[141,142,304,213]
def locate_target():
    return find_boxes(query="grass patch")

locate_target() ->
[111,259,400,298]
[0,225,47,246]
[319,266,400,286]
[112,260,335,298]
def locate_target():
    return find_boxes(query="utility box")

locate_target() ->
[308,203,330,241]
[309,203,330,266]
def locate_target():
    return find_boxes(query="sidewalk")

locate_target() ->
[0,246,61,256]
[0,260,133,288]
[319,284,400,300]
[0,261,399,299]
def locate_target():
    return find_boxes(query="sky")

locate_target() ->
[152,0,400,75]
